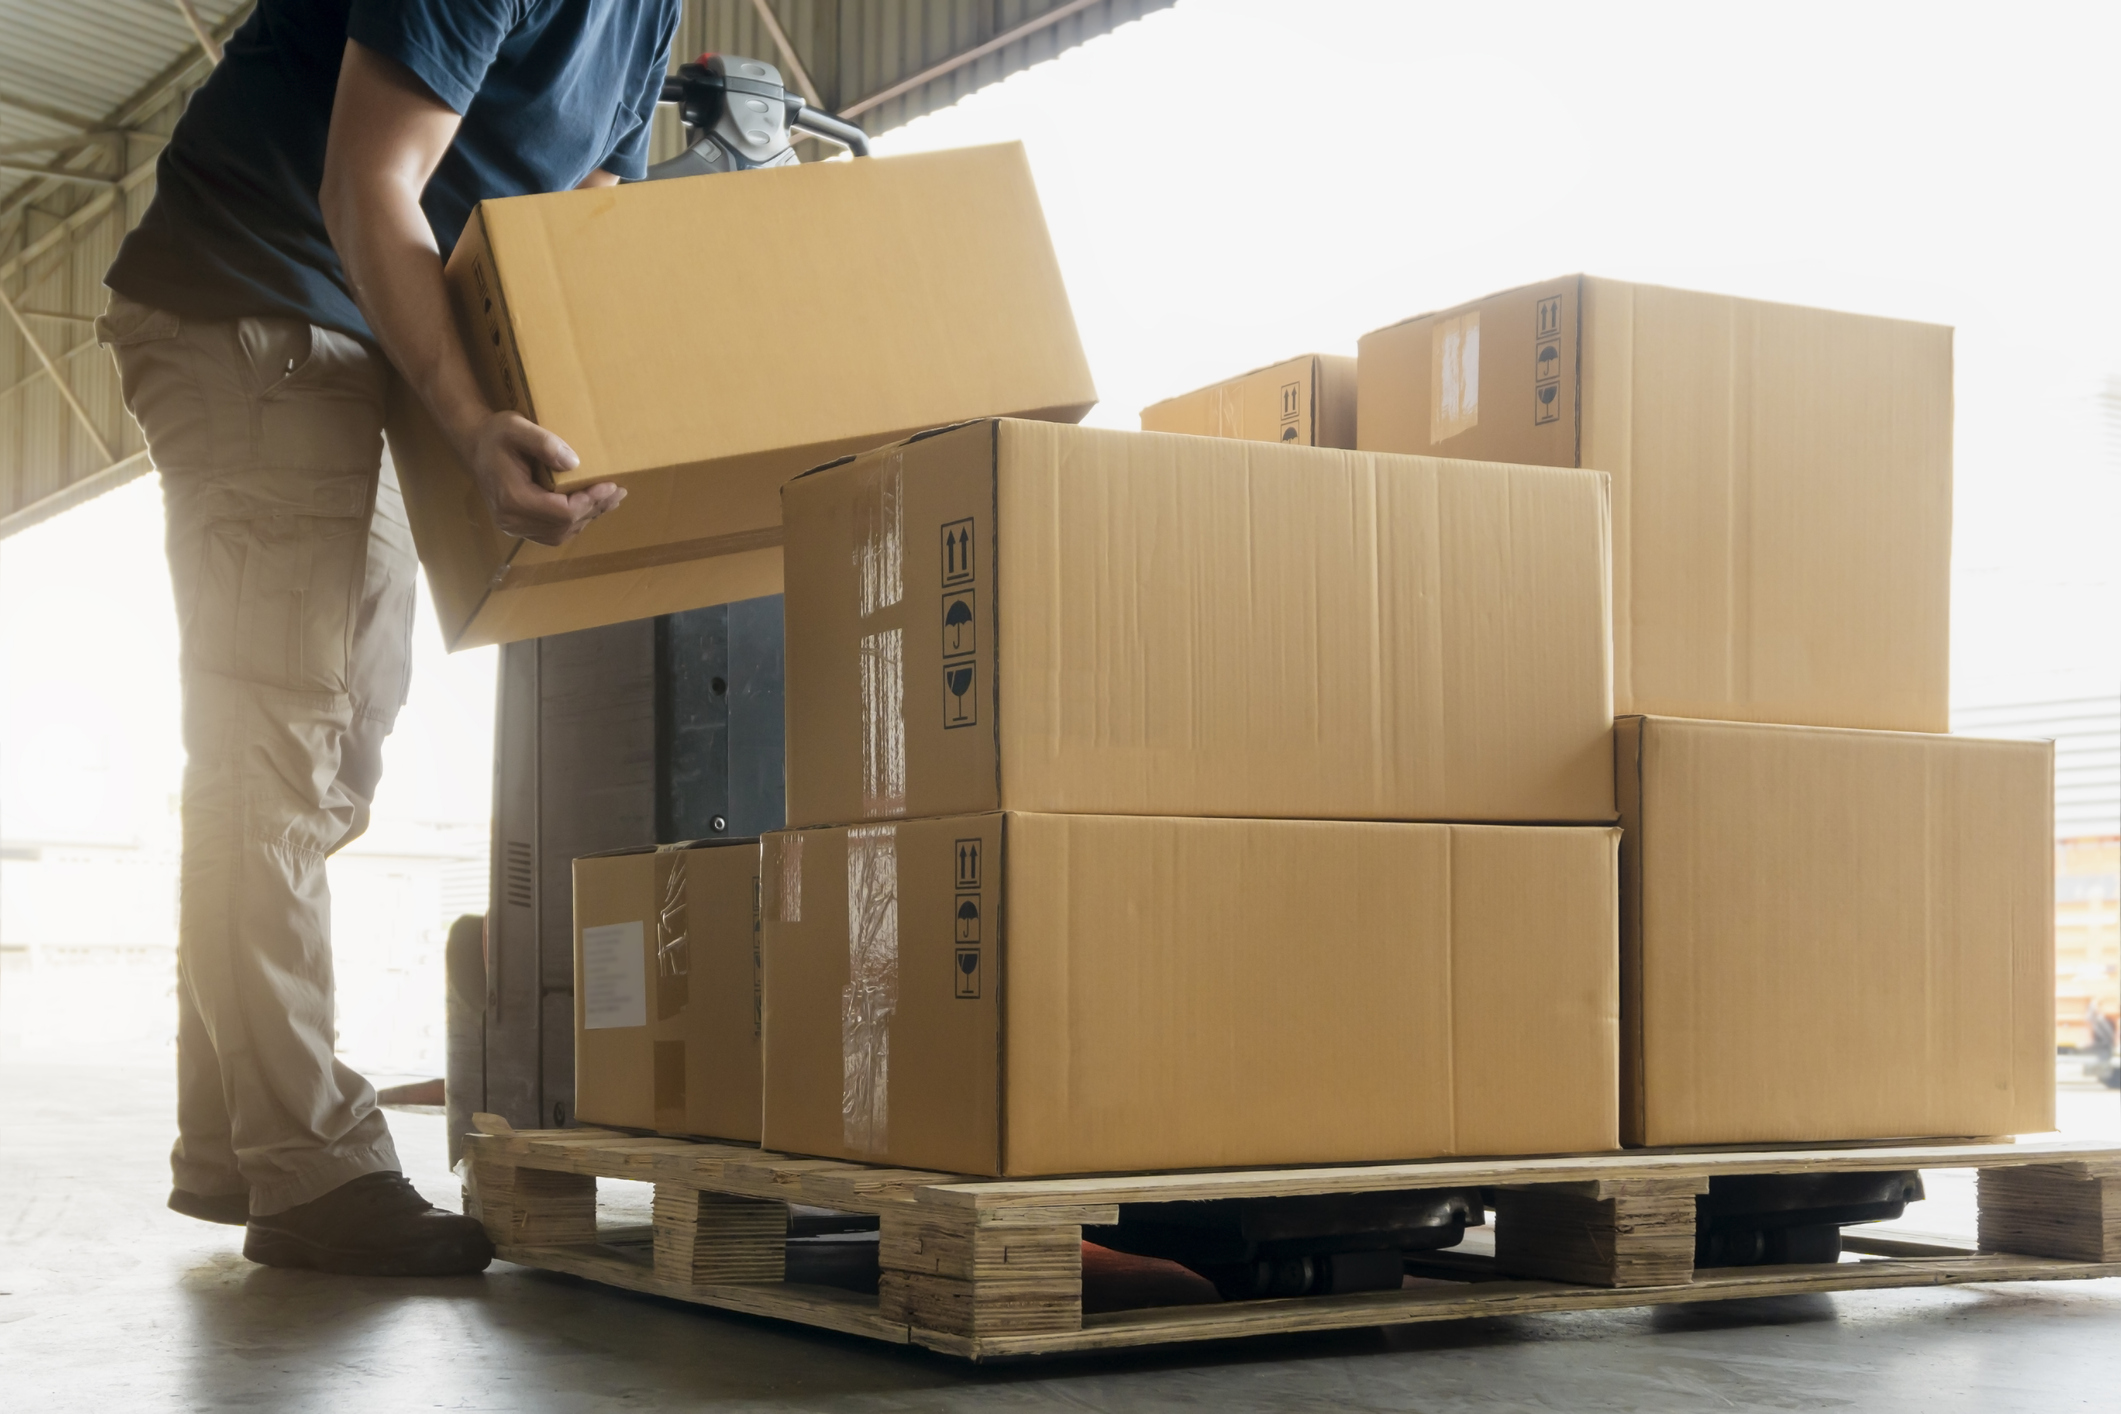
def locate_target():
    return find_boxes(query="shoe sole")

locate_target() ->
[169,1190,251,1226]
[243,1224,494,1277]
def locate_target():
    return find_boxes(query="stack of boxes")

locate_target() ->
[759,420,1624,1174]
[520,152,2051,1170]
[1229,275,2055,1148]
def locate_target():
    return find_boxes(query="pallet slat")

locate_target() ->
[463,1130,2121,1361]
[919,1251,2121,1359]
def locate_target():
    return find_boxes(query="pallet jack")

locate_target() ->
[645,53,870,180]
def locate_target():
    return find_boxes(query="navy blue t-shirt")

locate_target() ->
[106,0,678,342]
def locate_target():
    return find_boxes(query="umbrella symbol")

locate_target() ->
[944,596,974,653]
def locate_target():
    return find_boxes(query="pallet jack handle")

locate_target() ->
[656,71,871,157]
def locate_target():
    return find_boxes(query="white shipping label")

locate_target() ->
[582,921,648,1030]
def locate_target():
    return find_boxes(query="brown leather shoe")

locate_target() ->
[244,1172,493,1276]
[169,1188,251,1226]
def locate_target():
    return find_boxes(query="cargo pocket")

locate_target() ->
[94,295,180,349]
[191,477,371,696]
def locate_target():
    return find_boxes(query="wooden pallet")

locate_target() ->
[463,1117,2121,1361]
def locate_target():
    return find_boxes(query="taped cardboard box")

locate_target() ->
[781,419,1616,829]
[573,839,763,1140]
[1358,277,1952,732]
[761,812,1620,1176]
[1139,353,1357,448]
[1617,716,2054,1148]
[388,142,1097,650]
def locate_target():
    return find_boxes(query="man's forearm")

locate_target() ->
[319,39,618,546]
[325,176,491,456]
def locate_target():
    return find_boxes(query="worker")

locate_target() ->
[94,0,674,1275]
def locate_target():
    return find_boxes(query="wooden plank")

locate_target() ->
[919,1252,2121,1359]
[496,1243,909,1344]
[1841,1232,1978,1259]
[914,1138,2121,1212]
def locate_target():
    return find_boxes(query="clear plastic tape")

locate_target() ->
[656,850,689,980]
[777,833,803,923]
[859,627,906,817]
[841,824,898,1157]
[655,849,690,1021]
[1430,310,1481,443]
[854,448,904,618]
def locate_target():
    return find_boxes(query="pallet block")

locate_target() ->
[1493,1177,1704,1287]
[1978,1162,2121,1263]
[462,1117,2121,1361]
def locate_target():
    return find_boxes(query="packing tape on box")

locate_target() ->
[841,824,898,1157]
[1431,311,1480,444]
[858,628,906,817]
[654,849,689,1022]
[855,448,904,618]
[777,833,803,923]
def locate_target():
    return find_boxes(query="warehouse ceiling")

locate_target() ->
[0,0,1173,538]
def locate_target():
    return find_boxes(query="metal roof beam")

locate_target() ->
[0,89,104,132]
[0,162,119,189]
[0,281,114,463]
[0,132,138,159]
[841,0,1109,119]
[170,0,227,64]
[747,0,822,108]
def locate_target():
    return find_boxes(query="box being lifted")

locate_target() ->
[781,419,1617,829]
[1358,276,1952,733]
[761,812,1621,1176]
[1617,716,2054,1148]
[389,142,1097,650]
[572,839,763,1142]
[1139,353,1357,448]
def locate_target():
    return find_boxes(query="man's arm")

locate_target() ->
[320,39,623,546]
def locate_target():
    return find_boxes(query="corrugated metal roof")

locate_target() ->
[0,0,1174,538]
[0,0,247,208]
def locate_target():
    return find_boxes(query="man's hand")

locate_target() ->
[470,409,626,545]
[321,41,623,545]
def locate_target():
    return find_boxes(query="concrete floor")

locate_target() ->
[6,1057,2120,1412]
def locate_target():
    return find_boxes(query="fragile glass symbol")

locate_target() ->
[947,666,973,700]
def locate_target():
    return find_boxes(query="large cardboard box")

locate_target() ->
[1358,276,1952,732]
[572,839,763,1140]
[781,419,1616,829]
[1139,354,1357,448]
[1616,716,2054,1148]
[389,142,1097,650]
[761,812,1620,1176]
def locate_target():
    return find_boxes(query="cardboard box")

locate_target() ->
[1358,276,1952,732]
[761,812,1620,1175]
[1139,354,1357,448]
[1616,716,2054,1147]
[781,419,1616,829]
[388,142,1098,650]
[572,839,763,1140]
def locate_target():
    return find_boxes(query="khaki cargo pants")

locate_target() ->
[99,293,415,1215]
